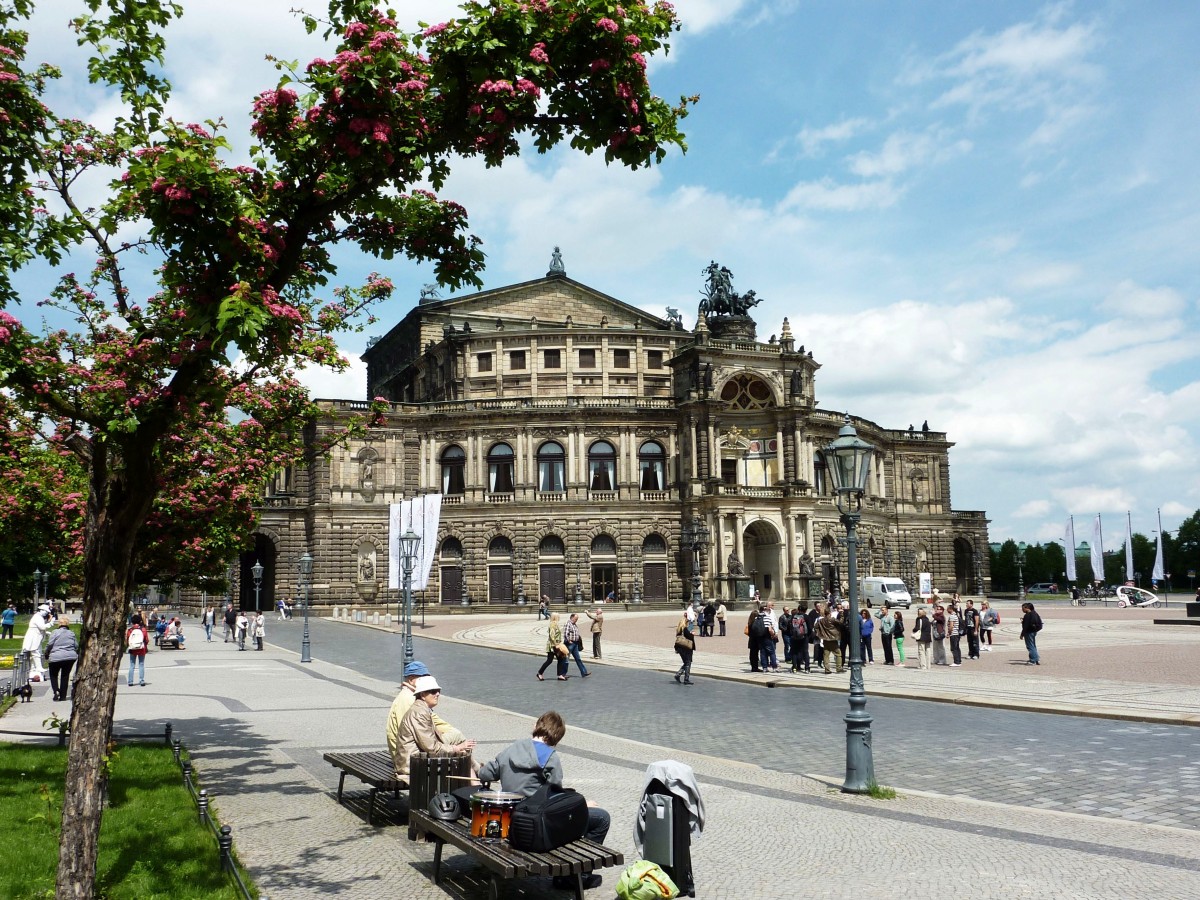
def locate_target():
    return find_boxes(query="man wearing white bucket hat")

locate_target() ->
[21,604,53,681]
[392,675,476,780]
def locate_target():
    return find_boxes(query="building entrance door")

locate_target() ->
[489,565,513,603]
[540,565,566,602]
[642,563,667,601]
[441,566,462,603]
[591,565,616,604]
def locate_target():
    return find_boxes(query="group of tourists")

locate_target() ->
[535,611,596,681]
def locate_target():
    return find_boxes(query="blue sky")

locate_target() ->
[15,1,1200,549]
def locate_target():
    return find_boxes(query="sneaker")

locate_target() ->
[673,674,681,683]
[949,663,961,667]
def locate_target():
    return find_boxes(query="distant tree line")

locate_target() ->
[989,509,1200,592]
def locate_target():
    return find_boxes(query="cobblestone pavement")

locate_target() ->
[4,612,1200,899]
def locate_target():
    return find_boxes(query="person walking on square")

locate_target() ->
[202,604,215,642]
[912,607,932,670]
[931,604,948,665]
[789,601,811,673]
[235,610,248,651]
[538,594,550,620]
[564,613,590,677]
[537,612,569,681]
[253,611,265,650]
[859,608,875,664]
[223,602,236,642]
[876,603,895,666]
[46,616,79,702]
[815,604,842,674]
[1020,602,1043,665]
[979,600,998,650]
[962,598,981,659]
[946,602,962,666]
[702,600,716,637]
[125,613,149,686]
[892,609,906,664]
[674,614,695,684]
[715,600,727,636]
[2,601,16,640]
[585,606,604,659]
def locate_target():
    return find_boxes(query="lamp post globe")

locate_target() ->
[299,552,314,663]
[399,529,421,665]
[825,415,876,794]
[251,560,264,612]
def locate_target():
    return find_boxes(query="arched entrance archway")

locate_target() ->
[239,535,277,612]
[742,520,782,601]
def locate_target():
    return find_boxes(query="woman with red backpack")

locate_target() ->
[125,613,150,686]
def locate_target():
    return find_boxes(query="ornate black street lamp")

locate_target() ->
[399,529,421,664]
[825,416,875,794]
[1016,541,1027,598]
[299,552,313,663]
[33,567,42,605]
[681,516,708,607]
[251,560,264,612]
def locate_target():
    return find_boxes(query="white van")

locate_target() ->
[860,577,913,609]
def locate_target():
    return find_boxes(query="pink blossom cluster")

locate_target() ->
[597,17,620,32]
[529,42,549,63]
[422,22,448,37]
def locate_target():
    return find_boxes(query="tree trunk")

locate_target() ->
[56,441,153,899]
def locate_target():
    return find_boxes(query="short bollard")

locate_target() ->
[164,722,173,745]
[219,825,234,872]
[182,761,193,789]
[198,789,209,826]
[172,738,182,764]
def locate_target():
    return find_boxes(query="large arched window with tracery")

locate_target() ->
[719,373,776,410]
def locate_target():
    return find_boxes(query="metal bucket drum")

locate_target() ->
[469,790,523,840]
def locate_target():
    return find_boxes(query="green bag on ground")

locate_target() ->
[616,860,679,900]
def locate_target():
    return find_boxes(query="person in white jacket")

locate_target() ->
[21,605,53,680]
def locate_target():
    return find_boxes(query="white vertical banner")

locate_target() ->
[918,572,932,599]
[1064,516,1077,582]
[1091,514,1104,584]
[1124,512,1134,582]
[388,494,443,591]
[1152,508,1165,582]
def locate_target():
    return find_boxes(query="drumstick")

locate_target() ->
[443,774,481,780]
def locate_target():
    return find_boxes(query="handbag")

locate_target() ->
[743,624,750,636]
[554,642,569,659]
[508,783,588,851]
[674,632,693,652]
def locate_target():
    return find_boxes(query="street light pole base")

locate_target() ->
[841,713,875,793]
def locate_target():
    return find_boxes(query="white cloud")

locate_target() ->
[795,118,872,158]
[298,356,369,402]
[847,131,972,178]
[1101,280,1186,319]
[1011,262,1082,291]
[779,178,902,212]
[1014,499,1052,518]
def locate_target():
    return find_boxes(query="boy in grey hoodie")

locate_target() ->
[477,711,611,887]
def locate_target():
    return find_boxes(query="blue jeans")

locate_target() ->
[204,622,213,641]
[568,640,589,676]
[759,638,777,670]
[127,653,145,685]
[1024,633,1040,663]
[781,633,792,663]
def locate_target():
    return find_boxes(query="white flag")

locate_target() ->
[388,494,443,591]
[1064,517,1077,582]
[1091,514,1104,584]
[1152,509,1165,582]
[1124,513,1134,582]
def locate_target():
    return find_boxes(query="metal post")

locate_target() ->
[198,789,210,826]
[403,547,415,664]
[1016,543,1026,599]
[164,722,173,745]
[218,825,234,872]
[300,552,313,663]
[841,507,874,793]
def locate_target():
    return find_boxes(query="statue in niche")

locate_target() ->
[727,553,745,576]
[790,369,802,397]
[360,458,374,485]
[799,552,816,576]
[359,556,375,581]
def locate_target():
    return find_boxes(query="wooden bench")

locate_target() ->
[408,808,623,900]
[323,750,405,825]
[324,750,471,826]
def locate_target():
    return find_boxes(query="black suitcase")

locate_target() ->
[508,784,588,851]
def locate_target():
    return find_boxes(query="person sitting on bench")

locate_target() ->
[163,617,186,649]
[393,675,476,780]
[477,710,611,890]
[387,660,467,771]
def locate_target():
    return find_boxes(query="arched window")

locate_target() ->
[440,537,463,560]
[591,534,617,555]
[588,440,616,491]
[440,445,465,495]
[638,440,666,491]
[489,536,513,558]
[537,441,565,493]
[539,535,565,557]
[487,442,515,494]
[719,373,776,409]
[813,451,828,496]
[642,534,667,555]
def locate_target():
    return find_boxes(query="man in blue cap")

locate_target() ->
[386,660,467,773]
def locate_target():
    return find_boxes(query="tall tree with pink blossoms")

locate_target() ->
[0,1,692,895]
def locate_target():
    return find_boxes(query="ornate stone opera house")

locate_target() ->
[247,257,990,610]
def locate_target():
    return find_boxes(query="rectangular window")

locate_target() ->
[509,349,526,370]
[477,352,493,373]
[543,348,561,369]
[646,350,664,369]
[613,348,630,368]
[578,348,596,368]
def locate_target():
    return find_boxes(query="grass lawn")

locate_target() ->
[0,742,256,899]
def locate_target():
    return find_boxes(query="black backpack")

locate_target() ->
[508,783,588,852]
[749,614,767,639]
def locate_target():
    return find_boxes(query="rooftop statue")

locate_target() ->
[698,261,762,317]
